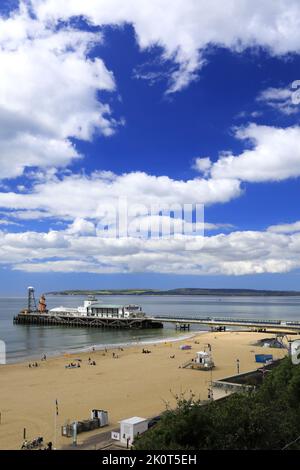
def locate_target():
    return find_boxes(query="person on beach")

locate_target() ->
[46,441,52,451]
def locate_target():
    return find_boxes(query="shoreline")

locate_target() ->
[0,330,288,450]
[6,330,200,365]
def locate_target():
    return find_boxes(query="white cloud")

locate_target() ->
[0,226,297,276]
[257,85,299,115]
[67,218,96,236]
[208,124,300,182]
[0,171,241,220]
[32,0,300,92]
[267,221,300,234]
[0,4,117,178]
[193,157,212,176]
[0,219,19,226]
[2,1,300,182]
[1,1,300,280]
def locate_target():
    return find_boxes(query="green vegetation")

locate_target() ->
[134,358,300,450]
[47,288,300,297]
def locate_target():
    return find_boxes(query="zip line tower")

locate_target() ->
[27,286,37,313]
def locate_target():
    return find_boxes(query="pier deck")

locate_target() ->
[13,313,163,329]
[149,316,300,333]
[14,312,300,333]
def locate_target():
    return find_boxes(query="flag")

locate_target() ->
[55,399,59,416]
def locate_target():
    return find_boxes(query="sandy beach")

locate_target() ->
[0,331,288,450]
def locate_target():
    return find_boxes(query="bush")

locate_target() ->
[134,358,300,450]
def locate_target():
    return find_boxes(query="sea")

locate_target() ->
[1,294,300,363]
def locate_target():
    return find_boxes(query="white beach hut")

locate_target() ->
[120,417,148,445]
[195,351,214,369]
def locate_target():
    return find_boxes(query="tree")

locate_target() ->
[134,358,300,450]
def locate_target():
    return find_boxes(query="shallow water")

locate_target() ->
[1,294,300,363]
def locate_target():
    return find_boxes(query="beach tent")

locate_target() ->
[255,354,273,363]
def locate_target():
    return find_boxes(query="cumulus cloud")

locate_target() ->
[0,171,242,220]
[0,3,117,178]
[31,0,300,92]
[0,226,297,276]
[193,157,212,176]
[267,221,300,234]
[208,124,300,182]
[66,218,96,236]
[2,1,300,181]
[1,1,300,279]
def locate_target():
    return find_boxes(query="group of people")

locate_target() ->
[142,348,151,354]
[65,358,99,367]
[21,438,52,451]
[65,362,81,369]
[28,353,48,368]
[21,436,43,450]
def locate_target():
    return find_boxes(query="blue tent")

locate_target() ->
[255,354,273,363]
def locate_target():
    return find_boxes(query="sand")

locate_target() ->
[0,331,288,450]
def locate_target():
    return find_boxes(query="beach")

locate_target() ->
[0,331,288,450]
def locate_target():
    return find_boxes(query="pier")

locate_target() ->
[13,288,300,333]
[149,316,300,333]
[175,322,190,331]
[13,287,163,330]
[13,312,300,332]
[13,313,163,330]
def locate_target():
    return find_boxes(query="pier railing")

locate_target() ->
[148,315,300,332]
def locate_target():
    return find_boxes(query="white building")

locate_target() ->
[120,417,148,445]
[195,351,214,369]
[49,297,145,319]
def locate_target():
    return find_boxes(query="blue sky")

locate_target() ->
[1,1,300,294]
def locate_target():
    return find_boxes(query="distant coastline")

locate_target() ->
[46,288,300,297]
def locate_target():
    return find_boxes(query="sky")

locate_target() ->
[1,1,300,294]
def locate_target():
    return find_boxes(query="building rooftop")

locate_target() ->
[91,303,124,308]
[120,417,148,425]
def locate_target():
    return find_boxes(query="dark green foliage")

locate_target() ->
[134,358,300,450]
